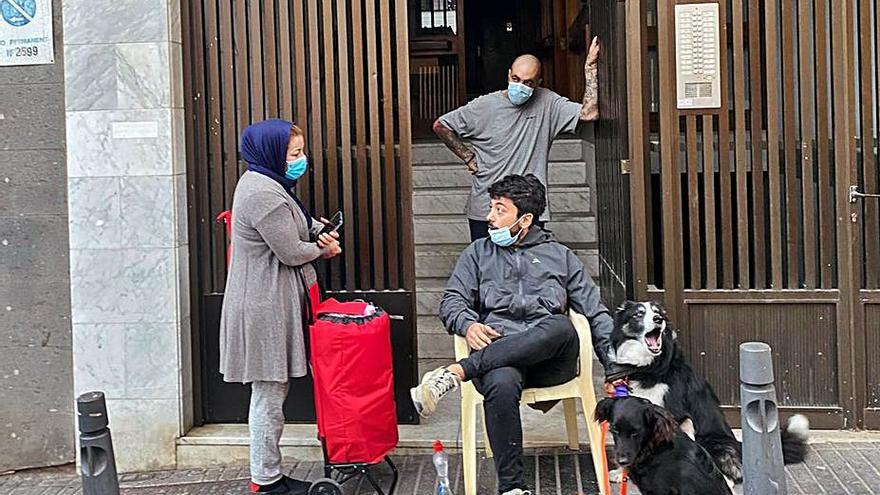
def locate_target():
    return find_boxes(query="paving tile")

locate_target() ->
[8,445,880,494]
[807,448,851,494]
[829,443,880,492]
[787,460,830,495]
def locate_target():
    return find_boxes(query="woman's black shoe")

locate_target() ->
[249,475,311,494]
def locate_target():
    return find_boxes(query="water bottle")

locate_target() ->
[433,440,454,495]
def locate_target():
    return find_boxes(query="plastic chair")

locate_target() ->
[455,311,611,495]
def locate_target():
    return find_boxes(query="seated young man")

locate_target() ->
[410,174,615,495]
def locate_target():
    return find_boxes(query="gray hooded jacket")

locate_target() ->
[439,226,615,366]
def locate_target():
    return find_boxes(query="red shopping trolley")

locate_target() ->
[306,297,399,495]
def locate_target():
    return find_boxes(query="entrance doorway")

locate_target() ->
[408,1,590,139]
[463,0,544,97]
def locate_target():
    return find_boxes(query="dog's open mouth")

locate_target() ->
[644,328,662,354]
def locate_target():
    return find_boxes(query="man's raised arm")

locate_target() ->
[579,36,600,122]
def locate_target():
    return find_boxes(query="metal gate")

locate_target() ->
[590,0,634,308]
[181,0,418,424]
[625,0,880,429]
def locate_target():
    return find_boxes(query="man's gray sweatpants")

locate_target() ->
[249,381,289,485]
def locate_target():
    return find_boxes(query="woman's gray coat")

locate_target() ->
[219,171,327,383]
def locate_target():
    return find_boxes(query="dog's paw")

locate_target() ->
[716,450,743,483]
[608,467,625,483]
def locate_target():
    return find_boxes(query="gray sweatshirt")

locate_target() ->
[439,226,614,366]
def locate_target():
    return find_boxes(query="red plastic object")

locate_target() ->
[309,299,398,465]
[602,382,628,495]
[216,210,232,268]
[308,282,321,317]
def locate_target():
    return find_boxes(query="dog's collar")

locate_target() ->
[605,363,639,382]
[612,380,630,397]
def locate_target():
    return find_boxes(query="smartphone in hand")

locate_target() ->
[319,211,343,236]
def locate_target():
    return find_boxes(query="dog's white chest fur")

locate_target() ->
[629,381,669,407]
[614,340,658,366]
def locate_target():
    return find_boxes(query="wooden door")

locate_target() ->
[849,0,880,429]
[409,0,466,138]
[625,0,877,428]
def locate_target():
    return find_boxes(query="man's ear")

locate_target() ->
[594,398,615,423]
[521,213,534,229]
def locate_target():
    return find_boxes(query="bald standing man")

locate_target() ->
[434,37,601,241]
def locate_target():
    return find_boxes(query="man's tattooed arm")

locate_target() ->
[580,36,600,122]
[433,119,478,174]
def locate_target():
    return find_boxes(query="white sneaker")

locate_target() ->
[410,367,460,418]
[501,490,532,495]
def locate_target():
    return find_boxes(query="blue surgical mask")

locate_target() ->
[507,82,534,106]
[285,156,308,180]
[488,216,527,247]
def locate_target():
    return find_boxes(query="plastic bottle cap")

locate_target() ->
[433,440,444,452]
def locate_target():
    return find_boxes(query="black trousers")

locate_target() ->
[458,314,579,494]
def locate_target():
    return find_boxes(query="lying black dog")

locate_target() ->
[607,301,810,482]
[595,396,733,495]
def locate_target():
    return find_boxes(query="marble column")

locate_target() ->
[62,0,190,472]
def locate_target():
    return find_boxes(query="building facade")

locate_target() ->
[2,0,879,475]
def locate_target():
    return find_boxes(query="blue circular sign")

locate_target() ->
[1,0,36,27]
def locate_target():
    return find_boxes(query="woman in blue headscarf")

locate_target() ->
[219,119,340,494]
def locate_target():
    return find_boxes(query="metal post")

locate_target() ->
[77,391,120,495]
[740,342,786,495]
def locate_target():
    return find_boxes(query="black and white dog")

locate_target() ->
[595,396,734,495]
[607,301,810,482]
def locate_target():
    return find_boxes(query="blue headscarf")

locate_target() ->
[240,119,312,228]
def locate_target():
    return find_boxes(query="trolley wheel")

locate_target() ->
[308,478,343,495]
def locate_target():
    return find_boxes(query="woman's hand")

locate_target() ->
[316,217,341,258]
[322,242,342,259]
[316,229,339,249]
[319,234,342,259]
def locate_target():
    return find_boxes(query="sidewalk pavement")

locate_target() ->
[4,440,880,495]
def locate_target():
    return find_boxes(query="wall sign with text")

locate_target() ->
[0,0,54,66]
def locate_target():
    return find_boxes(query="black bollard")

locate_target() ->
[77,391,121,495]
[740,342,786,495]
